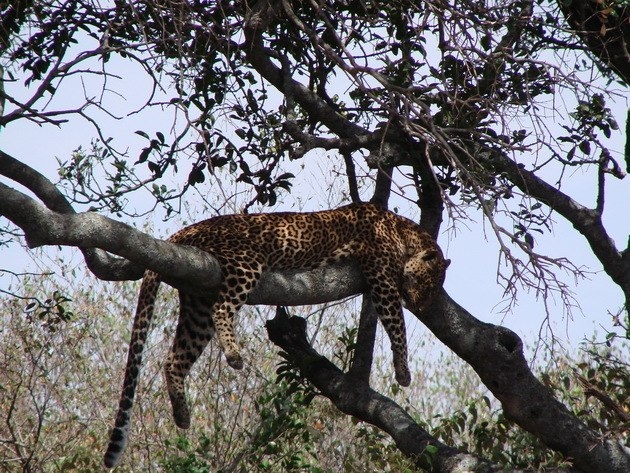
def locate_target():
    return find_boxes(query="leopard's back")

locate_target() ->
[169,203,388,270]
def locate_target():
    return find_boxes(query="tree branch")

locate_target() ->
[243,12,370,141]
[266,307,586,473]
[412,292,630,473]
[341,150,361,203]
[0,180,365,300]
[487,150,630,305]
[347,295,378,382]
[0,181,217,290]
[369,164,393,208]
[0,150,143,280]
[265,307,500,473]
[476,0,534,97]
[576,374,630,424]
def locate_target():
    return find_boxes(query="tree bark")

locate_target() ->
[414,293,630,473]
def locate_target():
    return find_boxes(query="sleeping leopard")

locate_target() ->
[104,202,449,468]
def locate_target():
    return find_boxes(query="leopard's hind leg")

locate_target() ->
[165,292,216,429]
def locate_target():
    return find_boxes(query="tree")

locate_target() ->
[1,1,629,472]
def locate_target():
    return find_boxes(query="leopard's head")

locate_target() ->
[401,248,450,313]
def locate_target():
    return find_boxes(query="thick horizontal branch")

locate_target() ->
[252,264,365,306]
[0,179,363,299]
[0,149,143,280]
[0,181,218,289]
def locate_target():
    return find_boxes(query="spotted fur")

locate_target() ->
[104,203,448,468]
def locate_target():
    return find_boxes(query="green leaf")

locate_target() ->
[136,148,151,164]
[524,232,534,249]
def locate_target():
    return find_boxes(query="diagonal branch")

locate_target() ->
[243,9,370,141]
[265,307,499,473]
[266,306,590,473]
[413,291,630,473]
[0,150,76,214]
[487,150,630,304]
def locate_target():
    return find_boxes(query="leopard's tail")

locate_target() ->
[104,270,161,469]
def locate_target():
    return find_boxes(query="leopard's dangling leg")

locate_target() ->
[373,296,411,386]
[211,262,263,369]
[211,297,246,370]
[164,293,215,429]
[364,268,411,387]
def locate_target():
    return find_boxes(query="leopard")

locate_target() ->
[103,202,449,468]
